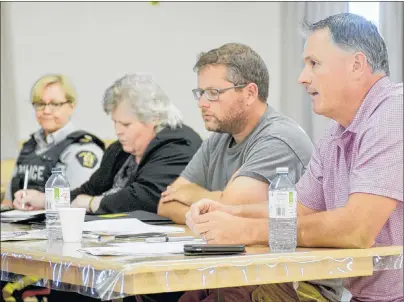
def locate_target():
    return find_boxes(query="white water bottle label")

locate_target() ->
[45,187,70,209]
[269,191,297,218]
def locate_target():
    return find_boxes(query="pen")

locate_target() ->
[82,233,101,240]
[145,236,195,243]
[13,231,29,236]
[21,170,29,210]
[114,232,167,239]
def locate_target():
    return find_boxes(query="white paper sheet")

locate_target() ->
[0,229,47,241]
[79,240,204,256]
[82,218,184,236]
[1,210,45,218]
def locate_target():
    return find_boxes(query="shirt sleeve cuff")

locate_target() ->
[350,185,403,202]
[296,179,326,212]
[297,194,325,212]
[236,171,270,184]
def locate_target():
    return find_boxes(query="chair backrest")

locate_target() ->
[1,159,15,187]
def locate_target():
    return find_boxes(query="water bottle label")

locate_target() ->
[45,187,70,209]
[269,191,297,218]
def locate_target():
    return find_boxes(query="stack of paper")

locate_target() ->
[0,210,45,223]
[82,218,184,236]
[79,240,203,256]
[0,229,47,241]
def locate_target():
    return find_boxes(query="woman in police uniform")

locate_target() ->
[1,74,105,209]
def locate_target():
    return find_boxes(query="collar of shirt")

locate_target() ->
[34,121,76,148]
[331,76,392,139]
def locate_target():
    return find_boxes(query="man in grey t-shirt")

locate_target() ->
[159,43,343,302]
[182,105,312,192]
[158,42,313,224]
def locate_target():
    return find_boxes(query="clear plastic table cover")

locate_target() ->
[1,231,402,301]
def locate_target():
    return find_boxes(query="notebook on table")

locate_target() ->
[1,210,46,223]
[1,210,173,226]
[84,210,174,225]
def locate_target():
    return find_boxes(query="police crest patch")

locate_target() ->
[75,151,98,168]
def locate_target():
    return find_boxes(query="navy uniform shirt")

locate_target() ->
[6,122,104,200]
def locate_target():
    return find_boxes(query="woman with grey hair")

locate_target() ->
[68,73,202,214]
[19,73,202,215]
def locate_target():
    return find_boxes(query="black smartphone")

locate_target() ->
[184,244,246,256]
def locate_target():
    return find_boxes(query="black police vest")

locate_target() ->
[10,131,105,196]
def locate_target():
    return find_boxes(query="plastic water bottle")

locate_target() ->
[45,167,70,241]
[268,167,297,253]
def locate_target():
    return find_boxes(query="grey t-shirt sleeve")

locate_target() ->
[236,137,305,185]
[180,138,209,187]
[60,142,104,190]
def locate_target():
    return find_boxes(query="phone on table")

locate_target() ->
[184,244,246,256]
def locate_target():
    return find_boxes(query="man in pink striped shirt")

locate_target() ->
[186,13,403,302]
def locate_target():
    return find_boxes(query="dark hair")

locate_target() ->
[301,13,389,75]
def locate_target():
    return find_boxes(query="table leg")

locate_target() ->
[214,288,224,302]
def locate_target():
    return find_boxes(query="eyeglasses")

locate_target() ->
[192,84,247,102]
[32,101,71,112]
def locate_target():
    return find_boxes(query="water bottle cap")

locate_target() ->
[276,167,289,174]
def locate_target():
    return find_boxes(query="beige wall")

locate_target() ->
[2,2,282,156]
[1,3,19,159]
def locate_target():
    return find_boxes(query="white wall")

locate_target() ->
[1,3,19,158]
[5,2,281,143]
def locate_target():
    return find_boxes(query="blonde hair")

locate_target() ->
[31,74,77,104]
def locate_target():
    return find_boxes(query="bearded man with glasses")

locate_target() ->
[158,43,314,225]
[156,43,318,302]
[156,43,345,302]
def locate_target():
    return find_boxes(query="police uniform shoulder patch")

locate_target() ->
[79,135,93,144]
[75,150,98,168]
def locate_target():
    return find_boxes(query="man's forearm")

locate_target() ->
[243,218,269,245]
[207,191,222,202]
[231,209,365,247]
[228,204,268,219]
[221,203,363,247]
[297,209,371,249]
[158,201,189,224]
[238,211,366,248]
[232,205,373,248]
[184,184,222,204]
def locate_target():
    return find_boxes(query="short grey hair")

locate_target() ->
[103,73,183,130]
[300,13,390,76]
[194,43,269,102]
